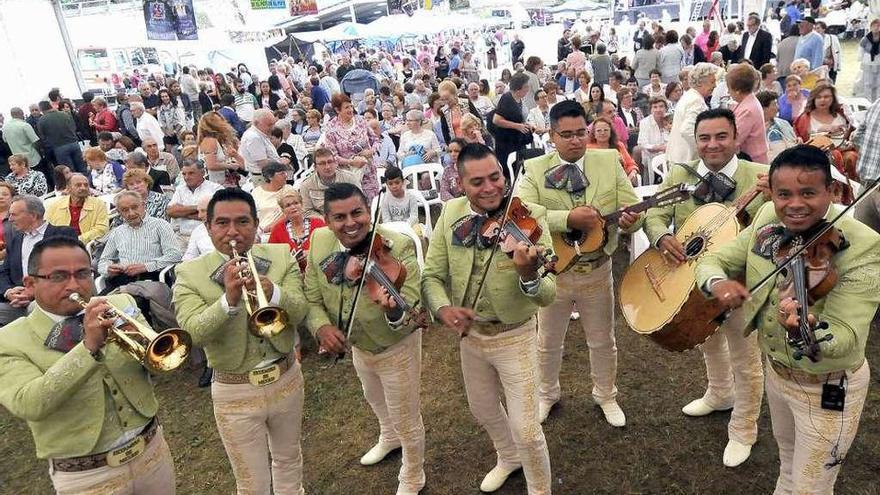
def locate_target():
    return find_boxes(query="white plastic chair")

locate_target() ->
[401,163,443,236]
[630,184,659,263]
[633,184,659,199]
[159,264,176,287]
[381,221,425,269]
[505,153,518,182]
[650,154,668,182]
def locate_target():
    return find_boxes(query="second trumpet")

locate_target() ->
[229,240,289,338]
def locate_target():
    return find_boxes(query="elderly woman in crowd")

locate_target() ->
[437,80,482,144]
[789,58,821,91]
[777,75,810,123]
[756,90,799,163]
[274,118,308,167]
[289,108,307,135]
[528,89,553,137]
[197,111,245,186]
[397,109,441,167]
[5,154,47,197]
[122,168,170,221]
[84,147,124,194]
[322,93,380,199]
[587,117,640,185]
[268,190,325,272]
[252,161,296,234]
[793,82,859,179]
[727,63,769,163]
[571,71,592,103]
[643,69,667,99]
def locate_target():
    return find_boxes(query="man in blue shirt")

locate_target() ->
[218,94,246,137]
[794,16,824,71]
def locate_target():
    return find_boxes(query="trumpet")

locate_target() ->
[229,240,289,338]
[69,293,191,373]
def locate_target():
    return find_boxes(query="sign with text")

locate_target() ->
[251,0,287,8]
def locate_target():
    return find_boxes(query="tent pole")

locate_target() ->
[51,0,86,95]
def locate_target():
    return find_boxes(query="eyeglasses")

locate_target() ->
[29,269,95,283]
[553,129,588,140]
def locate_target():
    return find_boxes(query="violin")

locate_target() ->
[773,226,846,362]
[345,234,410,311]
[480,197,558,277]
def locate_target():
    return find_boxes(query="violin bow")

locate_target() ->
[466,159,527,311]
[338,186,386,359]
[741,177,879,299]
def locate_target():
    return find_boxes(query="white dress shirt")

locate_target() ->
[743,29,758,61]
[696,155,739,178]
[183,223,215,261]
[169,180,223,235]
[21,221,49,278]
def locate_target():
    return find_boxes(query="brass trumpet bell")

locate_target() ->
[229,240,290,339]
[69,293,192,373]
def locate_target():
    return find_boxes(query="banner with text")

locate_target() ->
[144,0,199,41]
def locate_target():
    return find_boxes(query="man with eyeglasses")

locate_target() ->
[516,100,643,427]
[0,195,76,326]
[0,236,176,493]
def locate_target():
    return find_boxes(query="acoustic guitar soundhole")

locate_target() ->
[564,230,583,246]
[685,236,705,258]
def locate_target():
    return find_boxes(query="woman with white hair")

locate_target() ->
[397,109,441,167]
[668,62,718,163]
[274,118,308,166]
[789,58,822,91]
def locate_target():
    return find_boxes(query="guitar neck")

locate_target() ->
[731,186,762,215]
[603,199,655,224]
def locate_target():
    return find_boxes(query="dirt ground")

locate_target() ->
[2,249,879,495]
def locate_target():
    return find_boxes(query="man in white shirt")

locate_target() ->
[132,102,165,147]
[636,97,671,184]
[668,63,718,163]
[239,109,281,187]
[233,79,258,125]
[183,196,215,261]
[167,160,223,248]
[98,191,182,292]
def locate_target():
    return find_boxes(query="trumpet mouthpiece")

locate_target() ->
[68,293,84,303]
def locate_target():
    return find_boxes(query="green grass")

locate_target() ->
[2,250,879,494]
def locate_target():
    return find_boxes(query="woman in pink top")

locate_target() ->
[727,63,769,164]
[566,35,587,73]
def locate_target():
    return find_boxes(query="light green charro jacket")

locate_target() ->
[695,202,880,374]
[644,159,769,245]
[421,196,556,323]
[516,149,643,258]
[304,225,421,354]
[0,294,157,459]
[172,243,306,373]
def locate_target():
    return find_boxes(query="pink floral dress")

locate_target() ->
[322,116,381,200]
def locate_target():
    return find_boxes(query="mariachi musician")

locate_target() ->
[173,188,308,495]
[696,145,880,493]
[643,108,770,467]
[422,143,556,494]
[305,182,426,495]
[0,237,175,494]
[516,100,642,427]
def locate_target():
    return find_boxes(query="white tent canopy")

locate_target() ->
[365,11,486,40]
